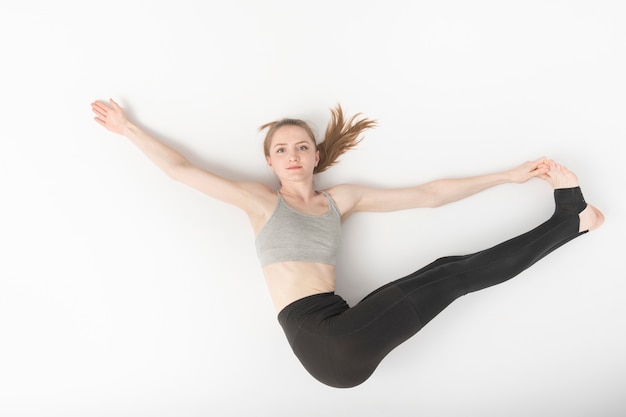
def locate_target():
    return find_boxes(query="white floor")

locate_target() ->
[1,1,624,416]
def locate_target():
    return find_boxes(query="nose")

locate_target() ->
[288,151,299,161]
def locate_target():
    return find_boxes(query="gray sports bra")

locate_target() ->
[255,192,342,267]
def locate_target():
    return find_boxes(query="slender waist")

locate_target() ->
[262,261,336,313]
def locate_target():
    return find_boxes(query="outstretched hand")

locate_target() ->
[508,157,550,183]
[91,99,128,135]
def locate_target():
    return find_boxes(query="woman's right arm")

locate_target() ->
[91,99,270,213]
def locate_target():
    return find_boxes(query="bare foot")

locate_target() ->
[540,160,604,233]
[540,160,579,189]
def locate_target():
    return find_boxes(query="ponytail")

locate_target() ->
[260,104,377,174]
[315,104,377,173]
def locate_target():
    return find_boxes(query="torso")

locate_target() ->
[249,188,346,313]
[262,262,336,312]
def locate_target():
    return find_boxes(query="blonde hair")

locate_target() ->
[259,104,377,174]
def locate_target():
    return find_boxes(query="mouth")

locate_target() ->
[287,166,303,170]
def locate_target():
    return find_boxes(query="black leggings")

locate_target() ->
[277,187,588,388]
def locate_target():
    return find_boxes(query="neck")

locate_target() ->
[279,181,318,202]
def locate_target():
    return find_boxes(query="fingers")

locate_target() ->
[518,157,549,181]
[532,156,548,168]
[91,98,122,115]
[109,98,121,110]
[91,100,111,119]
[91,99,124,128]
[544,159,568,172]
[538,159,574,177]
[91,103,107,118]
[527,157,548,171]
[530,166,549,178]
[91,98,127,134]
[91,100,113,128]
[91,100,110,110]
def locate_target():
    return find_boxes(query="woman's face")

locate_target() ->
[266,125,319,181]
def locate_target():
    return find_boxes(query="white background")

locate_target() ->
[1,1,624,416]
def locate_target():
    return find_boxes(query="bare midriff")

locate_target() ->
[262,262,336,313]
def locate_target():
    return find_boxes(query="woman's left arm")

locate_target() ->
[330,158,549,216]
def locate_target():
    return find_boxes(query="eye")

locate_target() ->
[276,148,285,153]
[299,145,309,151]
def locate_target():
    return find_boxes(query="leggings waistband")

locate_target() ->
[278,292,348,327]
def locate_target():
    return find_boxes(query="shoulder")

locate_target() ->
[238,181,279,234]
[240,181,278,212]
[239,180,274,197]
[323,184,366,220]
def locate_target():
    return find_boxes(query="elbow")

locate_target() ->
[427,197,445,209]
[428,189,455,208]
[165,159,191,181]
[420,185,443,208]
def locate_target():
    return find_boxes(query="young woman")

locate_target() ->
[91,99,604,388]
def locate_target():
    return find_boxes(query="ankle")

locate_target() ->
[554,187,587,215]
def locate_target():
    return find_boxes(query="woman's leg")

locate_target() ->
[393,189,584,326]
[389,163,602,326]
[359,162,602,325]
[329,164,603,386]
[281,163,603,388]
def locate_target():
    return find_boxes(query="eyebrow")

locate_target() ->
[273,141,311,149]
